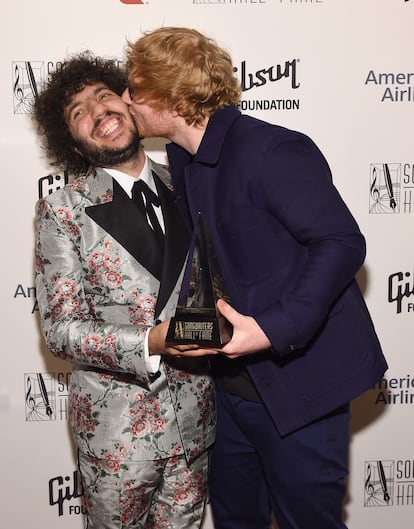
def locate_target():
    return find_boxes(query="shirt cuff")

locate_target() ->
[144,327,161,374]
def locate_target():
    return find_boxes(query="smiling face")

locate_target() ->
[64,83,141,168]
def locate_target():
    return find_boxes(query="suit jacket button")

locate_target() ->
[289,344,296,351]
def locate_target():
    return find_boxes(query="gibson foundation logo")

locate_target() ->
[25,372,71,421]
[235,59,300,91]
[388,269,414,314]
[235,58,300,112]
[365,459,414,507]
[49,470,84,517]
[38,171,69,198]
[370,162,414,214]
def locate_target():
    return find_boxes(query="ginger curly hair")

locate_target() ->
[126,27,241,127]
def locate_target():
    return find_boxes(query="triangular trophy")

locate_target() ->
[166,212,232,346]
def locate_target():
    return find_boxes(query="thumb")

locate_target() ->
[216,298,239,324]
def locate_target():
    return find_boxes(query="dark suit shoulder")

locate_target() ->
[230,114,315,152]
[220,116,316,167]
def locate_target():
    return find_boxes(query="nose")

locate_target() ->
[88,99,106,120]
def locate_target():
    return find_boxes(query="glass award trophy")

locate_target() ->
[166,212,232,346]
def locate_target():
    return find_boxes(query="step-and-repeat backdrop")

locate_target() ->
[1,1,413,528]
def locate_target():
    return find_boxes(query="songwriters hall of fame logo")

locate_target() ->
[25,373,56,421]
[370,162,414,214]
[24,372,71,421]
[12,58,121,114]
[369,164,400,214]
[12,61,44,114]
[365,460,394,507]
[365,459,414,507]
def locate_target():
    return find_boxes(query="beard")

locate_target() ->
[74,129,142,169]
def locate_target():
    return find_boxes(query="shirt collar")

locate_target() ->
[104,156,154,198]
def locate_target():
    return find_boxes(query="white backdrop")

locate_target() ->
[1,1,413,528]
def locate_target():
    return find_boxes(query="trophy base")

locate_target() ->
[166,309,232,347]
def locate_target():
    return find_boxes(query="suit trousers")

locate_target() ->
[78,450,208,529]
[209,385,350,529]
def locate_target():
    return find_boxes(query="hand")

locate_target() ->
[216,299,271,359]
[148,319,218,357]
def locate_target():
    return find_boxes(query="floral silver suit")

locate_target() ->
[35,159,216,528]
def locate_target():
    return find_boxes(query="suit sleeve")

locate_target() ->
[35,198,156,386]
[254,134,366,356]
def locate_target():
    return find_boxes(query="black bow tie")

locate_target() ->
[133,179,160,206]
[131,179,164,246]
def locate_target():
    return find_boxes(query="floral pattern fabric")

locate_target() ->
[79,450,208,528]
[35,160,216,470]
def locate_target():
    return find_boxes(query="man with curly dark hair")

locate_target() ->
[33,52,132,176]
[33,52,216,529]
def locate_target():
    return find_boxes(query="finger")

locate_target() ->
[175,344,200,352]
[216,298,230,313]
[164,347,218,357]
[220,351,240,359]
[216,299,239,324]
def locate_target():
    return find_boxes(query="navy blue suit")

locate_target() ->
[167,106,387,529]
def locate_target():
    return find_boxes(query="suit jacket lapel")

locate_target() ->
[85,168,164,280]
[83,165,190,319]
[153,170,190,318]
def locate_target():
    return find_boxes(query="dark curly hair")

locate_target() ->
[32,51,128,176]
